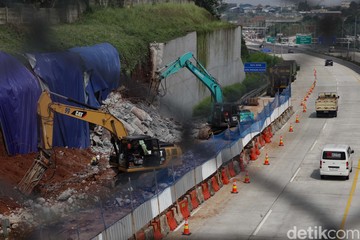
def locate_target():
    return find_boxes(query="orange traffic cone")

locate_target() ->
[244,171,250,183]
[295,115,300,123]
[279,136,284,146]
[182,218,191,235]
[303,104,307,112]
[231,179,239,194]
[289,124,294,132]
[264,153,270,165]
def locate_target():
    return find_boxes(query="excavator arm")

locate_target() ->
[38,91,128,150]
[156,52,223,103]
[18,90,181,195]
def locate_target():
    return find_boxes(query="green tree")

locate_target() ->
[241,34,249,62]
[194,0,223,19]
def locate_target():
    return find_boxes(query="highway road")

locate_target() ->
[164,52,360,239]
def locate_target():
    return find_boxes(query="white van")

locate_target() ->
[320,144,354,180]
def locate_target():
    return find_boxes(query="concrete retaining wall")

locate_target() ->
[151,26,245,120]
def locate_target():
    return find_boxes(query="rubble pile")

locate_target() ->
[90,91,183,157]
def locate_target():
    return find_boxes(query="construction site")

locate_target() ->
[0,2,303,239]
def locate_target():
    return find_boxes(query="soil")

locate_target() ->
[0,129,118,239]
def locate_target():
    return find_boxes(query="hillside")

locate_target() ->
[0,3,233,72]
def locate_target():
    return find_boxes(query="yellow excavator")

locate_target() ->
[18,90,181,195]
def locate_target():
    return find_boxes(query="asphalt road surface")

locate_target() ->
[164,52,360,240]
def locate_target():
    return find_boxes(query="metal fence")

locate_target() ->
[87,86,292,240]
[23,86,291,239]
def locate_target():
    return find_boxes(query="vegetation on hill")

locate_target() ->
[0,2,280,118]
[0,3,232,72]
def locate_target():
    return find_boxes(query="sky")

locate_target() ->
[223,0,344,7]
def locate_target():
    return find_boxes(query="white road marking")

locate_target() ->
[174,206,202,232]
[290,167,301,183]
[174,221,185,232]
[310,140,317,151]
[190,206,202,216]
[253,209,272,236]
[322,122,327,131]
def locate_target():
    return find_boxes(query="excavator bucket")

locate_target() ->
[18,154,49,195]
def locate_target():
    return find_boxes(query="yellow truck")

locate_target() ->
[315,92,339,117]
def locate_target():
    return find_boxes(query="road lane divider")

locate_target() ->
[253,209,272,236]
[290,167,301,183]
[340,159,360,229]
[310,140,317,151]
[322,122,327,131]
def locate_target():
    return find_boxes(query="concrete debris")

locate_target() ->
[57,189,75,201]
[89,91,183,157]
[131,106,153,122]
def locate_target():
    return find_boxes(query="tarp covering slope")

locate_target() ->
[0,52,41,155]
[69,42,121,107]
[32,51,90,148]
[31,43,121,149]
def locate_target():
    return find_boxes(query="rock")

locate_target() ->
[77,194,86,200]
[33,204,42,210]
[115,198,124,207]
[57,189,74,201]
[131,106,153,122]
[130,117,148,134]
[120,120,135,135]
[92,135,103,146]
[23,200,33,207]
[67,197,74,204]
[36,198,46,204]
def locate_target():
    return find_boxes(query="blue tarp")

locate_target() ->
[69,42,121,107]
[0,43,121,155]
[0,52,41,155]
[32,51,90,148]
[31,43,121,149]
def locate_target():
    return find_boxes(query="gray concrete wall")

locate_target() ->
[150,26,245,120]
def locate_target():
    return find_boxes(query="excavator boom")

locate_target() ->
[18,90,181,195]
[152,52,254,137]
[156,52,223,103]
[38,91,127,149]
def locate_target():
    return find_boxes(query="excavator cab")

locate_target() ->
[110,135,171,172]
[211,103,240,128]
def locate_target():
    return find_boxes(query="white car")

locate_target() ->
[320,144,354,180]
